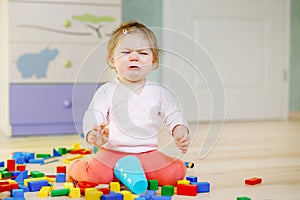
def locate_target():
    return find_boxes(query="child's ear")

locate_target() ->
[152,62,158,70]
[109,56,115,69]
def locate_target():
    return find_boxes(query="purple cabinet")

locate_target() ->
[10,84,99,136]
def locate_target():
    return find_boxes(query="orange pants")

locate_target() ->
[67,148,186,186]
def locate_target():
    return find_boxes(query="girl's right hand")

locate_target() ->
[86,122,109,147]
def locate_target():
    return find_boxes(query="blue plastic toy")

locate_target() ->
[114,156,148,194]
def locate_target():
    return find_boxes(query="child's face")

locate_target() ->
[111,33,155,85]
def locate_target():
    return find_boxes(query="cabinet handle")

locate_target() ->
[63,100,72,108]
[64,20,71,28]
[64,60,72,68]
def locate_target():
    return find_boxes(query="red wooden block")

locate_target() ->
[98,187,110,195]
[245,177,262,185]
[7,159,15,172]
[56,165,67,174]
[0,184,12,192]
[10,182,19,189]
[0,181,9,186]
[17,164,26,172]
[177,184,197,196]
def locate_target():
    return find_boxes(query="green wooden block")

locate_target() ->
[51,188,70,197]
[0,167,7,172]
[36,153,51,158]
[148,179,158,190]
[58,148,67,155]
[2,171,12,178]
[161,185,174,196]
[30,170,45,178]
[237,197,251,200]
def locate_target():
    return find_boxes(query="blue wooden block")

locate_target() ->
[18,184,29,192]
[186,176,198,183]
[28,180,49,192]
[28,159,43,164]
[56,173,66,183]
[0,161,5,167]
[53,148,62,157]
[11,171,21,177]
[12,189,24,197]
[134,197,146,200]
[15,170,28,184]
[192,181,210,193]
[101,192,123,200]
[16,156,26,164]
[151,196,172,200]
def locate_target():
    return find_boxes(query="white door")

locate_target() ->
[161,0,290,121]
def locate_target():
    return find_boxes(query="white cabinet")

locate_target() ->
[0,0,121,136]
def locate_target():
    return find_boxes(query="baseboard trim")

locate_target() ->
[289,112,300,120]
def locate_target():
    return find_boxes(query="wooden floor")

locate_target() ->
[1,120,300,199]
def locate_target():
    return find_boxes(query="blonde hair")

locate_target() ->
[107,20,159,69]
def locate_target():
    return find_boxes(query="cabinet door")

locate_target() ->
[9,2,121,43]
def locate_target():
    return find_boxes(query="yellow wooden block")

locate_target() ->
[64,182,74,189]
[119,190,132,200]
[63,155,83,164]
[85,189,103,200]
[8,180,17,184]
[110,182,120,192]
[72,143,81,150]
[0,173,2,180]
[177,179,190,185]
[69,187,81,198]
[38,186,51,198]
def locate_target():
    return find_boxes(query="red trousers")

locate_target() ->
[67,148,186,186]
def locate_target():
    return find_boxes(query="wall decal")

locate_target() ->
[17,47,59,79]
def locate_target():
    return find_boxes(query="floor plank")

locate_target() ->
[0,120,299,199]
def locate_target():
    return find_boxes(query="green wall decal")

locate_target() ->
[72,14,115,24]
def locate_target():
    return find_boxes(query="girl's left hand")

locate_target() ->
[173,125,190,154]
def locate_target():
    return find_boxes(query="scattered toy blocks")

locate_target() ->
[245,177,262,185]
[101,192,123,200]
[110,181,120,192]
[37,186,51,198]
[186,176,197,183]
[56,173,66,183]
[177,184,197,196]
[148,179,158,190]
[161,185,174,196]
[51,188,70,197]
[69,187,81,198]
[28,180,49,192]
[56,165,67,174]
[7,159,15,172]
[237,197,252,200]
[30,170,45,178]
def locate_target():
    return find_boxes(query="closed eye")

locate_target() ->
[139,52,148,55]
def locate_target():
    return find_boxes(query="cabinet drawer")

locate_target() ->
[10,84,98,123]
[10,84,75,124]
[9,1,120,43]
[9,84,99,135]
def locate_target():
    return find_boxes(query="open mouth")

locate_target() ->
[129,66,140,69]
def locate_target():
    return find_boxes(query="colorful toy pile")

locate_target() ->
[0,143,211,199]
[0,143,262,199]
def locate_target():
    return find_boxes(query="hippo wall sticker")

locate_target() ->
[17,47,59,79]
